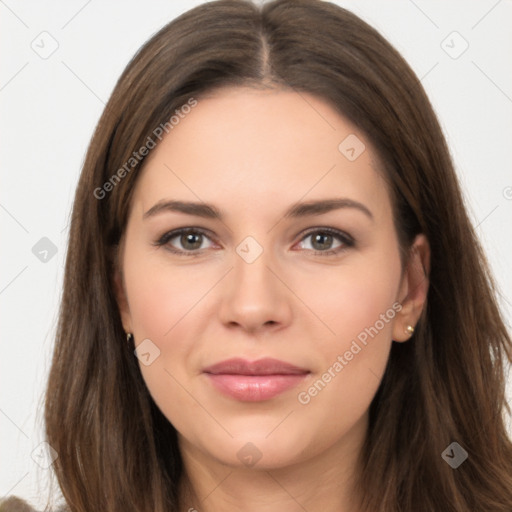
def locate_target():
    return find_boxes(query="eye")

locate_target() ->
[295,228,354,256]
[154,226,354,257]
[154,228,215,256]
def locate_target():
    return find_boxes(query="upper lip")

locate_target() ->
[202,357,310,376]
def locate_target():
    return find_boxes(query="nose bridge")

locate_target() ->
[232,233,278,298]
[217,232,292,331]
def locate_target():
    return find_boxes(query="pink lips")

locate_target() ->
[202,357,310,401]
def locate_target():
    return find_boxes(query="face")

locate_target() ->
[115,86,429,472]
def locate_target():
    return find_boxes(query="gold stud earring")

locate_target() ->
[126,332,134,343]
[405,325,415,335]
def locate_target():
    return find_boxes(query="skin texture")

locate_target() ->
[114,86,430,512]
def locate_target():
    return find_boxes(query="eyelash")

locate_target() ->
[153,227,355,258]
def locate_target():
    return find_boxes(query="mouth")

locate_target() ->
[202,357,310,402]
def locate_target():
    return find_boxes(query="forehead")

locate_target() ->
[132,86,392,223]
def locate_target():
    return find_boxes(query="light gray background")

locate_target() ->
[1,0,511,508]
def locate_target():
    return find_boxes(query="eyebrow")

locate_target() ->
[143,198,373,221]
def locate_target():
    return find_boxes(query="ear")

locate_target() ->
[392,233,430,342]
[111,244,132,334]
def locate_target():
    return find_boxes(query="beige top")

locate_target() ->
[0,496,68,512]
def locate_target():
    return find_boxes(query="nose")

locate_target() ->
[217,244,293,336]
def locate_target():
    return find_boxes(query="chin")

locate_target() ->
[192,426,316,470]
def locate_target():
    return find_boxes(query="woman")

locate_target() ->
[3,0,512,510]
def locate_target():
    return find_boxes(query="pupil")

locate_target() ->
[182,233,201,250]
[312,233,332,250]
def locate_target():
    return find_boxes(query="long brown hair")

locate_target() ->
[31,0,512,510]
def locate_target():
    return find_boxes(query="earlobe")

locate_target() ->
[392,234,430,342]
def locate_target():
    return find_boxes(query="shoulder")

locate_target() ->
[0,497,38,512]
[0,496,69,512]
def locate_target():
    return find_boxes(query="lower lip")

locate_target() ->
[204,373,309,401]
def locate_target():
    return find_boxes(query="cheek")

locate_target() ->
[124,250,204,340]
[301,248,403,349]
[123,252,207,429]
[293,245,402,418]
